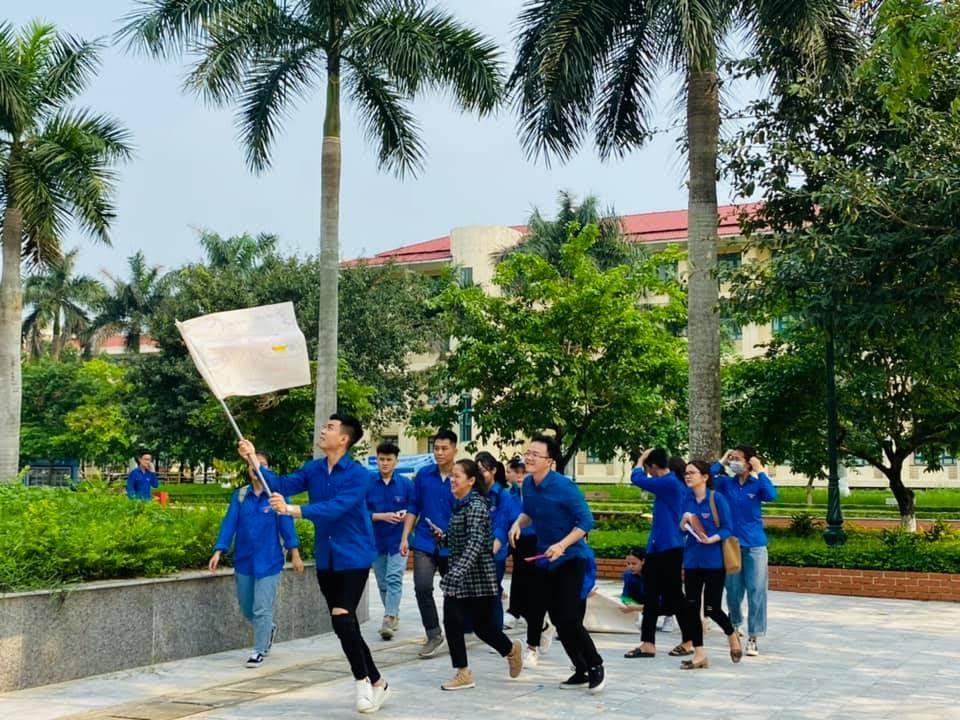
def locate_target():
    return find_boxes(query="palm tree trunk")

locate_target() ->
[52,310,62,360]
[686,67,722,459]
[314,68,341,457]
[0,203,24,481]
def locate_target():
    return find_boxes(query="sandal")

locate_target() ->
[729,637,743,664]
[624,647,656,658]
[668,644,694,657]
[680,657,710,670]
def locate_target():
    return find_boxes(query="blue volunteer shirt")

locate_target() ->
[521,470,594,570]
[629,468,688,554]
[488,483,521,562]
[581,546,598,600]
[509,483,536,537]
[621,570,645,604]
[710,463,778,548]
[407,463,454,556]
[366,472,415,556]
[261,454,376,572]
[214,485,300,578]
[682,491,733,570]
[126,467,158,500]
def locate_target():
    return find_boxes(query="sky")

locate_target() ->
[13,0,751,280]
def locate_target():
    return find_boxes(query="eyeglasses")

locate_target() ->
[523,451,549,460]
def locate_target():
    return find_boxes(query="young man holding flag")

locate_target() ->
[238,415,389,715]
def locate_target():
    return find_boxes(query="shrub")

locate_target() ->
[788,512,825,537]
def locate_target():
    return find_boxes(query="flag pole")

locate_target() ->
[176,320,272,495]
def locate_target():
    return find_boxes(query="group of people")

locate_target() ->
[625,446,776,669]
[207,416,775,713]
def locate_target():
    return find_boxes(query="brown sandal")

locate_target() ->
[668,644,694,657]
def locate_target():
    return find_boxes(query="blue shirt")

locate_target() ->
[509,483,536,537]
[710,463,778,548]
[261,454,376,572]
[407,463,454,556]
[214,485,300,578]
[581,546,597,600]
[621,570,645,604]
[126,467,158,500]
[488,483,520,561]
[629,468,688,554]
[521,470,594,570]
[366,472,415,556]
[682,491,733,570]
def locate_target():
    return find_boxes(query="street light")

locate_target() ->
[823,315,846,546]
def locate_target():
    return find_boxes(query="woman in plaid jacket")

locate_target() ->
[434,459,523,691]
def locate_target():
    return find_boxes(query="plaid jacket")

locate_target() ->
[439,492,499,599]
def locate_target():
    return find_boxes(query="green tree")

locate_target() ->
[88,251,167,354]
[22,249,104,360]
[507,0,859,460]
[0,21,131,480]
[723,0,960,528]
[198,230,278,273]
[120,0,504,457]
[414,223,687,471]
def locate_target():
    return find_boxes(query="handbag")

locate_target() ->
[709,491,742,575]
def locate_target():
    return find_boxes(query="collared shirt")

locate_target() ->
[261,454,376,572]
[509,483,536,537]
[214,485,300,579]
[629,468,688,554]
[682,491,733,570]
[521,470,594,570]
[407,463,454,556]
[126,467,158,500]
[366,472,415,556]
[488,483,520,562]
[711,463,778,548]
[621,570,645,604]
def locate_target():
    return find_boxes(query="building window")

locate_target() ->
[718,252,742,271]
[459,395,473,444]
[459,267,474,287]
[379,434,399,447]
[721,316,742,341]
[586,448,603,464]
[657,262,678,282]
[846,456,867,467]
[772,316,790,334]
[915,451,956,466]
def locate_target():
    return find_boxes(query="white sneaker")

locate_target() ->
[746,637,759,656]
[504,613,525,630]
[362,682,389,714]
[355,679,374,712]
[524,647,540,668]
[702,617,713,633]
[660,615,676,633]
[540,623,555,653]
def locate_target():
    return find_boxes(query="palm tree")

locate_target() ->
[119,1,504,454]
[508,1,858,458]
[0,21,132,480]
[22,249,105,359]
[496,190,640,272]
[88,251,166,354]
[198,230,278,273]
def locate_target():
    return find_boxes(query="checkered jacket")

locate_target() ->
[439,492,499,599]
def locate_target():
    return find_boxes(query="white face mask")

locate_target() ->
[728,460,747,475]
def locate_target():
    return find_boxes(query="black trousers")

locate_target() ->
[443,595,514,669]
[639,547,684,644]
[531,558,603,672]
[317,568,380,684]
[680,567,735,647]
[507,534,538,619]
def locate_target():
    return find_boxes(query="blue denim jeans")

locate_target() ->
[724,545,768,637]
[235,571,281,654]
[371,552,406,618]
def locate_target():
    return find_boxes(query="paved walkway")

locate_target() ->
[1,573,957,720]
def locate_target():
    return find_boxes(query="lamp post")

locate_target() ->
[823,315,846,546]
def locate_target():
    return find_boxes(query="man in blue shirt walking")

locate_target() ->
[400,429,458,659]
[367,441,414,640]
[239,414,390,715]
[126,451,159,500]
[209,452,303,668]
[508,435,605,694]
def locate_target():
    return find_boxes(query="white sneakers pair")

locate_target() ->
[355,679,390,713]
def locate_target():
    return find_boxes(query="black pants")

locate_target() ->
[317,568,380,684]
[507,534,538,619]
[444,595,514,669]
[532,558,602,672]
[680,567,735,647]
[640,547,684,644]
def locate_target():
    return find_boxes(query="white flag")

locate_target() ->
[176,302,311,399]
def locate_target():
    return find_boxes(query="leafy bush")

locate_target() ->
[788,512,825,537]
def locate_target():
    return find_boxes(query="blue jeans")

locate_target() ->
[724,545,768,637]
[235,571,281,654]
[371,552,406,618]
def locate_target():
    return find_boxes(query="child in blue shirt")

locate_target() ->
[209,453,303,668]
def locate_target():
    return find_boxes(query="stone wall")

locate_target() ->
[0,561,358,692]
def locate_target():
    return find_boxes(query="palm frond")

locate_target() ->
[116,0,240,57]
[8,147,68,266]
[344,60,425,177]
[37,33,104,116]
[0,21,28,133]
